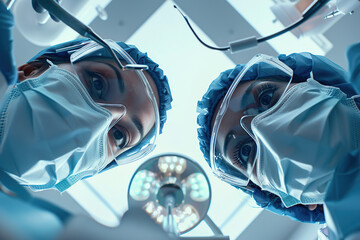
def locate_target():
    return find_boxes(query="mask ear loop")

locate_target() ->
[98,103,127,163]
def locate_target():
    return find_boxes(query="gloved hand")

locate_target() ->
[0,1,17,85]
[278,52,359,97]
[278,52,347,85]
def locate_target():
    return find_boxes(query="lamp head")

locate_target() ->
[127,154,211,234]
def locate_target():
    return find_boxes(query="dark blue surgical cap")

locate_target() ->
[197,52,359,224]
[29,38,173,133]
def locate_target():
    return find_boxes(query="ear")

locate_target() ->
[17,62,49,82]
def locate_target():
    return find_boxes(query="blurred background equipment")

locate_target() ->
[12,0,111,46]
[271,0,360,38]
[177,0,360,53]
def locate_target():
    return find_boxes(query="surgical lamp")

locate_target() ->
[175,0,359,53]
[128,154,229,240]
[34,0,148,71]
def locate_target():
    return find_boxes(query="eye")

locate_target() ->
[232,141,255,169]
[259,90,273,106]
[89,72,106,99]
[258,88,276,112]
[113,129,129,149]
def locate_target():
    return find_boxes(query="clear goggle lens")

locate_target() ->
[70,40,160,167]
[210,54,294,188]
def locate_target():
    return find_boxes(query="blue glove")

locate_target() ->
[278,52,358,97]
[0,2,17,85]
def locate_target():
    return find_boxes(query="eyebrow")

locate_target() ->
[131,115,144,140]
[103,62,124,93]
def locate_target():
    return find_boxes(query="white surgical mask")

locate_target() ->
[251,78,360,207]
[0,65,113,192]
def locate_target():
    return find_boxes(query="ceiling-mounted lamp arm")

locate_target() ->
[173,214,230,240]
[204,214,224,236]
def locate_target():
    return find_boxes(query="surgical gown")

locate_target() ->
[324,42,360,240]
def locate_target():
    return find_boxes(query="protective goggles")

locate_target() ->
[68,40,160,166]
[210,54,293,188]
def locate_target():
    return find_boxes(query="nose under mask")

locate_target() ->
[0,65,114,192]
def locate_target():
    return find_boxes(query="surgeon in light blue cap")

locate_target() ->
[0,2,172,193]
[197,43,360,239]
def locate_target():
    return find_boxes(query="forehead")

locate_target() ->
[210,80,254,130]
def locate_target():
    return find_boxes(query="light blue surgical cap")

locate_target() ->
[29,39,173,133]
[197,52,359,224]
